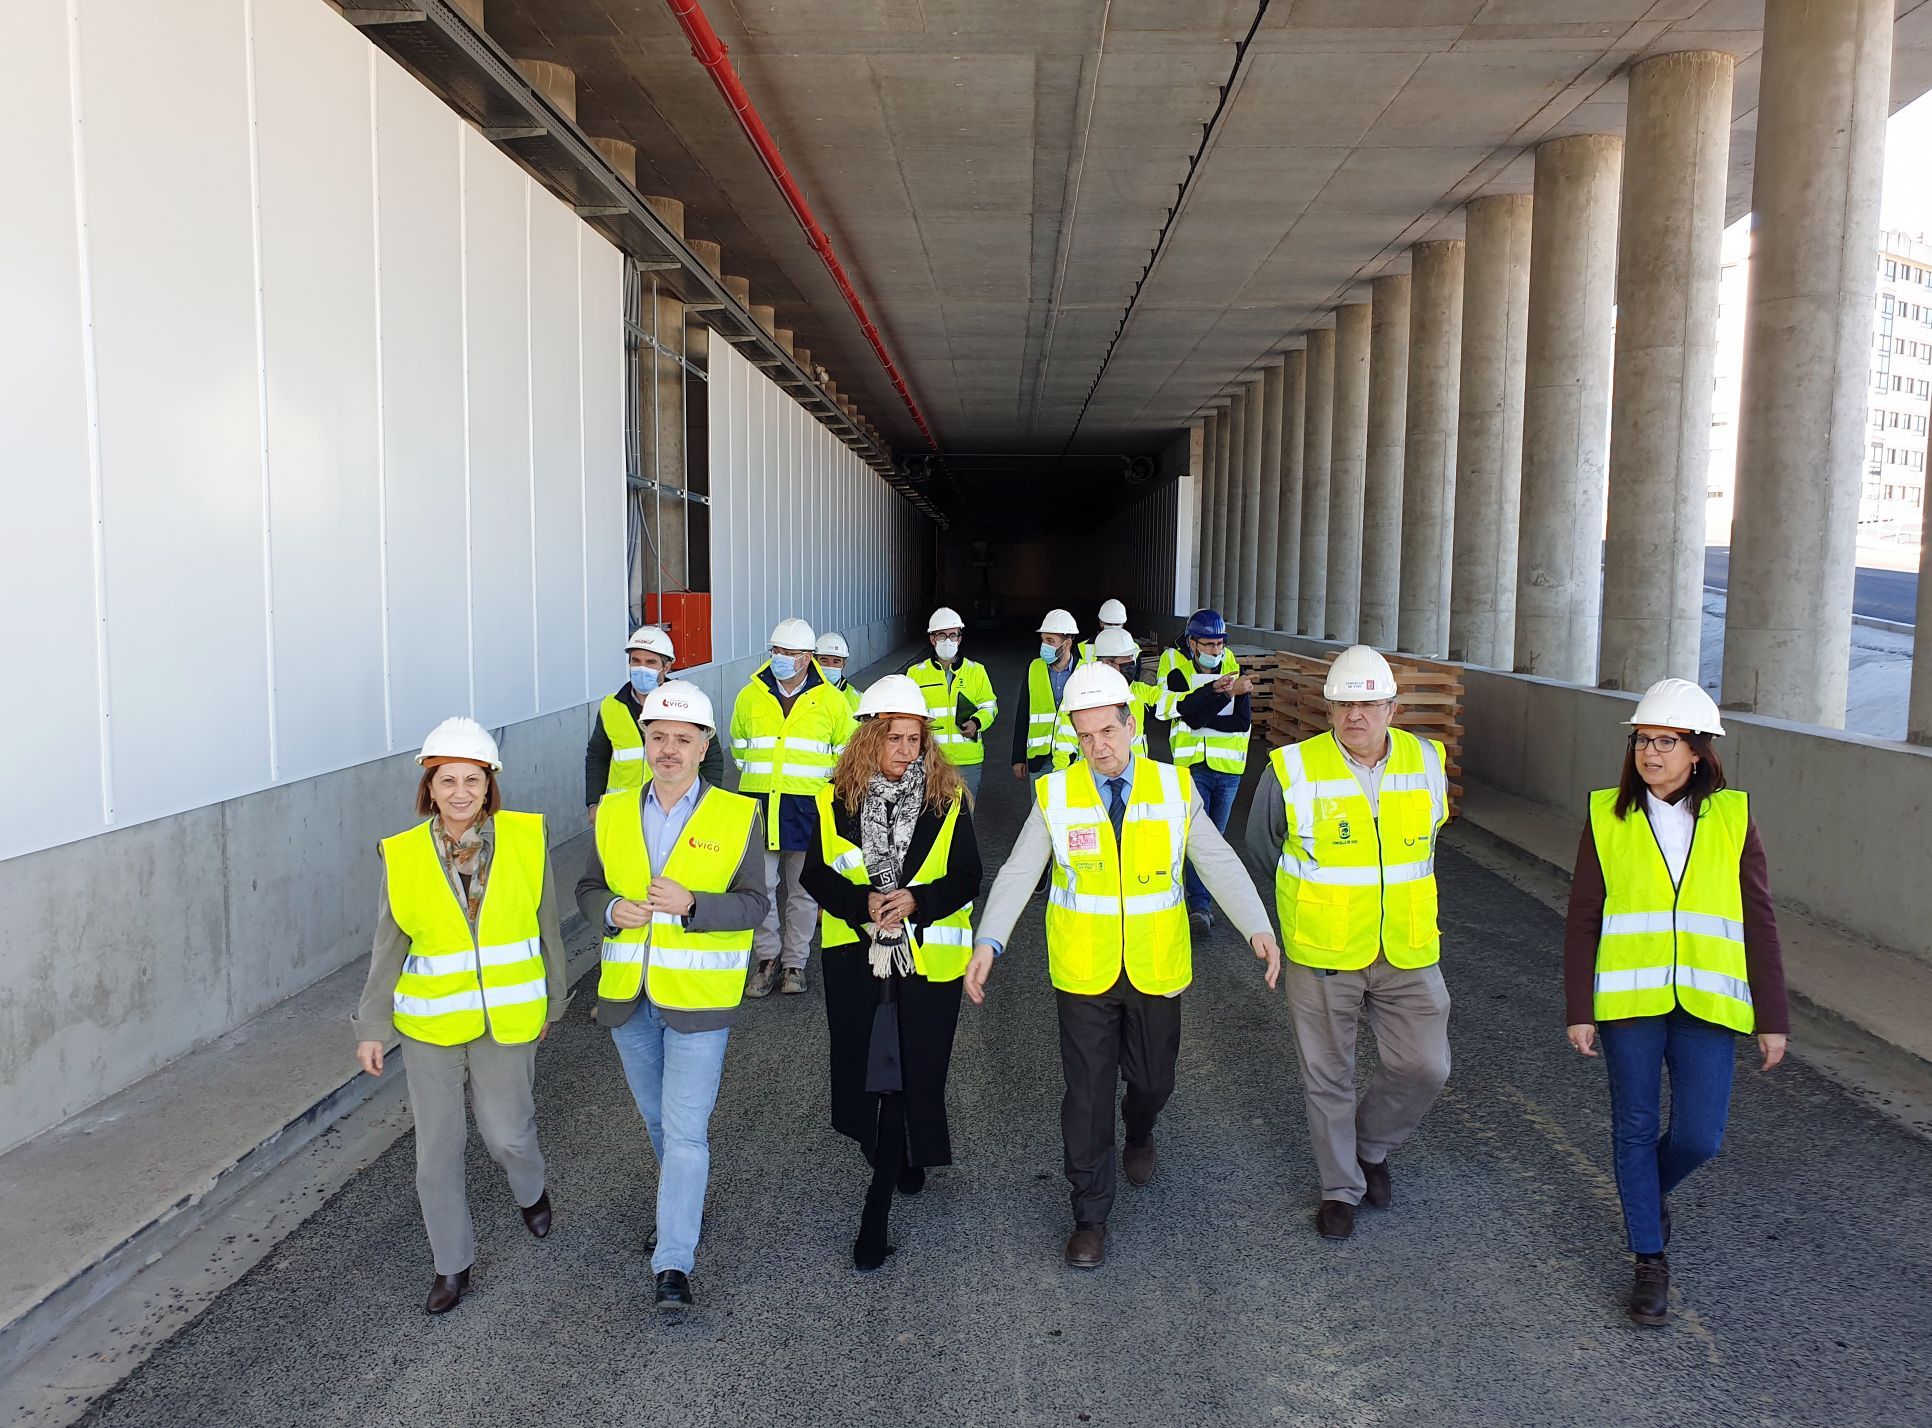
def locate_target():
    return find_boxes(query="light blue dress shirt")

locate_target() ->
[606,778,705,930]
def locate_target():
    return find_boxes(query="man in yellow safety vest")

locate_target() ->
[906,605,999,799]
[576,680,768,1312]
[1011,607,1082,780]
[585,624,722,820]
[1157,607,1255,934]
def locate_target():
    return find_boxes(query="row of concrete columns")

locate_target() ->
[1195,0,1914,734]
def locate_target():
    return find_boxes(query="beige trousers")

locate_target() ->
[1284,957,1452,1205]
[753,849,817,970]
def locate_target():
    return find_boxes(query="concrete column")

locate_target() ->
[1187,423,1208,607]
[1298,327,1336,634]
[1449,193,1533,667]
[450,0,484,27]
[515,59,576,122]
[1219,390,1248,616]
[1600,51,1735,693]
[1360,274,1411,649]
[1723,0,1892,728]
[1325,303,1373,641]
[1256,362,1285,626]
[640,197,690,592]
[1516,134,1622,683]
[1195,410,1219,607]
[1913,502,1932,744]
[1211,407,1234,611]
[589,136,637,186]
[1399,241,1464,657]
[1275,350,1307,632]
[1237,375,1266,626]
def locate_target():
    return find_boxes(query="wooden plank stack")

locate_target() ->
[1240,649,1465,818]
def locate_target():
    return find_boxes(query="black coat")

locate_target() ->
[799,791,981,1168]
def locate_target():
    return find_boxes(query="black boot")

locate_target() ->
[424,1266,470,1315]
[1628,1254,1670,1326]
[896,1165,927,1196]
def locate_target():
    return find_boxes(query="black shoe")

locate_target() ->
[1358,1156,1391,1209]
[520,1189,552,1238]
[896,1165,927,1196]
[654,1268,694,1310]
[1315,1200,1356,1240]
[854,1190,896,1272]
[1628,1255,1669,1326]
[1188,909,1212,933]
[424,1266,470,1315]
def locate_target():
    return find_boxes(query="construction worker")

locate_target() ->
[905,605,998,799]
[576,682,768,1312]
[1077,597,1130,663]
[1011,608,1082,780]
[1158,608,1253,931]
[353,717,569,1315]
[968,664,1281,1270]
[730,617,857,997]
[816,631,862,714]
[1050,626,1154,768]
[585,625,721,819]
[1243,645,1449,1243]
[1562,678,1787,1328]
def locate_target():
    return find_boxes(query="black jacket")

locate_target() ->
[799,791,981,933]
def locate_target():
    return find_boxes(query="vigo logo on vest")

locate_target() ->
[686,835,723,853]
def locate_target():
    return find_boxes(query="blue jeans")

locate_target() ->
[1599,1010,1736,1256]
[609,1002,731,1274]
[1184,765,1242,912]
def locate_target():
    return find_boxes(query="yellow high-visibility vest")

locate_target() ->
[595,785,759,1011]
[1036,758,1194,996]
[813,784,975,982]
[1156,647,1250,773]
[729,663,858,850]
[1023,658,1067,760]
[906,657,999,768]
[1270,729,1448,971]
[1589,788,1754,1034]
[600,694,649,795]
[1050,679,1156,770]
[382,811,548,1046]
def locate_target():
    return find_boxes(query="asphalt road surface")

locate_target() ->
[1704,546,1918,625]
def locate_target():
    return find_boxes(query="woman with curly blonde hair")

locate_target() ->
[801,675,981,1271]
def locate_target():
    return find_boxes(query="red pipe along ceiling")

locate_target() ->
[663,0,938,452]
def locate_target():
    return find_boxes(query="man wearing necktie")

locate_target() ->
[966,663,1281,1269]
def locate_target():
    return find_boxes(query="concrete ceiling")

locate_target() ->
[485,0,1932,471]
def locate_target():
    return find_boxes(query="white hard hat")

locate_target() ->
[1093,627,1139,661]
[1098,598,1127,626]
[625,625,675,660]
[640,679,716,732]
[857,673,929,721]
[417,716,502,770]
[1037,607,1080,636]
[769,616,816,651]
[1061,662,1134,714]
[1627,677,1725,736]
[1324,645,1398,702]
[815,631,850,659]
[927,606,965,633]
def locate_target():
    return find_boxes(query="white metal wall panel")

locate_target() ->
[529,192,587,713]
[0,0,105,855]
[580,232,627,677]
[82,0,273,824]
[254,0,387,779]
[375,61,471,742]
[462,131,539,729]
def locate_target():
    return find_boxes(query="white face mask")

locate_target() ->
[822,665,845,686]
[934,638,960,662]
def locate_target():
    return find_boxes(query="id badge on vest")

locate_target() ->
[1061,820,1108,878]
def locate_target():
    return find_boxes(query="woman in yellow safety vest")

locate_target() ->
[799,674,981,1273]
[352,717,569,1316]
[1563,678,1788,1330]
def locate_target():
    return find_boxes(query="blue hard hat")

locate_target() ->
[1183,608,1226,642]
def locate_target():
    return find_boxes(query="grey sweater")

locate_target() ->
[574,785,769,1033]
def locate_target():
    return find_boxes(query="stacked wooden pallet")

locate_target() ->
[1242,649,1464,817]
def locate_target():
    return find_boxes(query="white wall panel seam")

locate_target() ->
[523,179,541,710]
[65,0,113,824]
[456,121,476,714]
[576,226,590,705]
[242,0,281,779]
[368,45,395,751]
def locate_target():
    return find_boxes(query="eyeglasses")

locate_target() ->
[1629,733,1682,752]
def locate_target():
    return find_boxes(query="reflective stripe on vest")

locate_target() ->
[906,658,998,767]
[1270,730,1447,972]
[1036,759,1194,996]
[1588,787,1754,1034]
[382,811,548,1046]
[1156,648,1249,773]
[595,786,759,1011]
[814,783,975,982]
[600,694,648,795]
[1024,659,1061,759]
[730,665,857,849]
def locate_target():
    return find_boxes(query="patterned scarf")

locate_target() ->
[860,757,926,978]
[433,815,491,926]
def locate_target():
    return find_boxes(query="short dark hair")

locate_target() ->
[415,765,503,819]
[1613,731,1724,819]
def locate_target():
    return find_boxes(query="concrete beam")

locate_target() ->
[587,136,636,186]
[1399,240,1464,659]
[1360,274,1410,651]
[1298,326,1336,637]
[513,59,576,124]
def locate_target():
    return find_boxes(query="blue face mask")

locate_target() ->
[822,665,845,686]
[1039,641,1059,664]
[770,653,802,682]
[629,666,661,696]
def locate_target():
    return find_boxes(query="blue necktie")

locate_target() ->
[1106,777,1127,842]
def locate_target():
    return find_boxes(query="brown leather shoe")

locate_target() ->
[1358,1156,1391,1209]
[744,959,780,999]
[520,1189,552,1238]
[1628,1256,1670,1326]
[1064,1221,1107,1269]
[1123,1136,1156,1188]
[424,1266,470,1314]
[1316,1200,1356,1240]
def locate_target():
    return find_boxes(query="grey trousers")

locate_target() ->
[401,1035,547,1275]
[1284,958,1452,1205]
[753,849,817,969]
[957,761,983,801]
